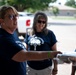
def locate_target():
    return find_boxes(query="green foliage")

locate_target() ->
[52,7,59,16]
[65,0,76,8]
[0,0,57,12]
[0,0,7,5]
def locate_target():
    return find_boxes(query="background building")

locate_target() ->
[47,4,76,16]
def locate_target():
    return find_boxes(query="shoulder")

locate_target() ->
[47,29,57,39]
[48,29,54,35]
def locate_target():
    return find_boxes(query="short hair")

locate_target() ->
[0,5,18,19]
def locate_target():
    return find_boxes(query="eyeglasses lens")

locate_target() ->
[38,20,46,24]
[9,14,17,20]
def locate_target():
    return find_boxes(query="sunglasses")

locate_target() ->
[5,14,18,20]
[38,20,46,24]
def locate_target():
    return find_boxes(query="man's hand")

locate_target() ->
[50,51,62,59]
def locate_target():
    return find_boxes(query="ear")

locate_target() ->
[0,19,3,23]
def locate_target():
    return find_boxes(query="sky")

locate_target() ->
[49,0,68,6]
[56,0,67,5]
[49,0,67,6]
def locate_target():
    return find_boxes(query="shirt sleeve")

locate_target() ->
[1,38,24,60]
[48,30,57,46]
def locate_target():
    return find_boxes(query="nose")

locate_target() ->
[13,16,17,21]
[40,22,45,25]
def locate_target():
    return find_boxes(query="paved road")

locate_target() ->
[47,23,76,75]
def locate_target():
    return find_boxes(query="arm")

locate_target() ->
[71,62,76,75]
[52,43,58,75]
[12,49,61,62]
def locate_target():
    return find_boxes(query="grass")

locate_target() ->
[50,16,76,20]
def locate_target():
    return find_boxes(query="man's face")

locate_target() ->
[2,9,18,33]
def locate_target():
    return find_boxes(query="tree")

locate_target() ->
[65,0,76,8]
[0,0,57,12]
[52,6,59,16]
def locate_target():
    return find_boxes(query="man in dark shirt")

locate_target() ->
[0,5,62,75]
